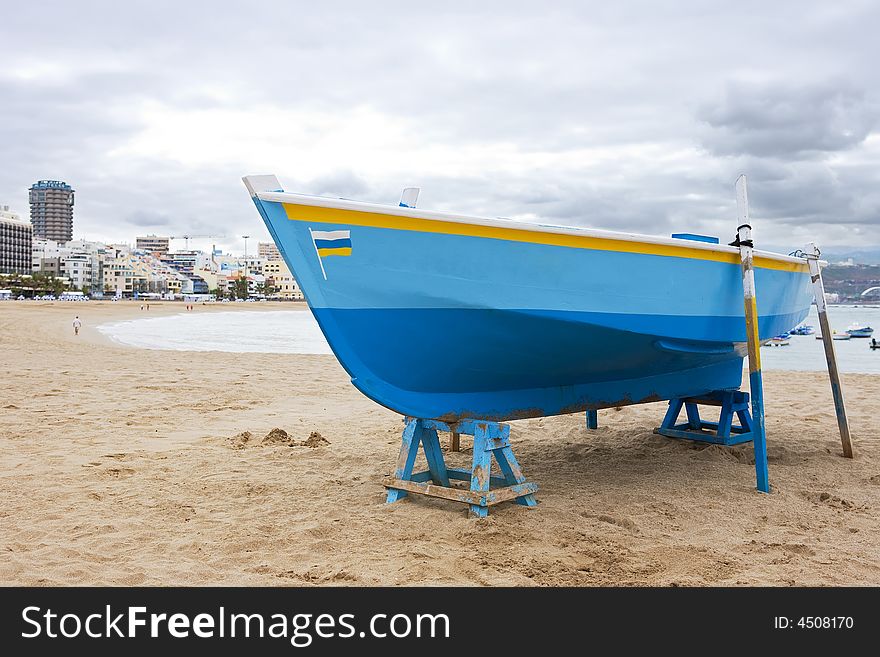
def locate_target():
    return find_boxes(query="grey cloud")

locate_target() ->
[308,171,369,199]
[126,210,174,228]
[698,81,877,158]
[757,167,880,226]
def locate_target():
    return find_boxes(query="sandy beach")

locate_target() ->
[1,301,878,586]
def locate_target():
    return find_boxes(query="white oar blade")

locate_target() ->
[735,174,750,225]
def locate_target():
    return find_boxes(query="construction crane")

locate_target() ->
[169,234,226,249]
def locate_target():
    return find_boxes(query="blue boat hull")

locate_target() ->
[249,185,814,421]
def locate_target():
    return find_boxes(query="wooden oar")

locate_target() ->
[733,174,770,492]
[804,243,854,458]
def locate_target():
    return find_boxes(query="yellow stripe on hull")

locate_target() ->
[745,295,762,372]
[284,202,807,273]
[317,247,352,257]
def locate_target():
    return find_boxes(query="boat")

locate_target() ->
[789,324,814,336]
[846,323,874,338]
[817,332,852,341]
[766,335,790,346]
[244,175,814,422]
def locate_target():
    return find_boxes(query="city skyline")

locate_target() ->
[4,191,880,264]
[10,232,304,300]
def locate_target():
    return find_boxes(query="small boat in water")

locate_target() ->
[846,323,874,338]
[766,335,790,346]
[818,332,852,341]
[244,175,814,421]
[789,324,814,336]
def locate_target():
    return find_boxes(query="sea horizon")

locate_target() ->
[94,304,880,374]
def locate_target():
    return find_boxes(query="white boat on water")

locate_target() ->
[817,332,852,341]
[846,323,874,338]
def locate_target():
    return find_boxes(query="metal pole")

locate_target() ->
[242,235,250,297]
[804,243,854,458]
[734,175,769,493]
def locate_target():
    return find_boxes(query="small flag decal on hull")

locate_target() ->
[308,228,351,280]
[312,229,352,257]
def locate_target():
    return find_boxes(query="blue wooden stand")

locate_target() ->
[385,417,538,518]
[654,389,769,492]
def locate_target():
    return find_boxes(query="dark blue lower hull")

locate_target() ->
[311,307,773,420]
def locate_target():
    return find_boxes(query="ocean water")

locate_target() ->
[97,306,880,373]
[98,310,332,354]
[758,305,880,374]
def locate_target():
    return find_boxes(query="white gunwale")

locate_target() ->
[256,190,809,267]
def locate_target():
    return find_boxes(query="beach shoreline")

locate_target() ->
[1,301,878,586]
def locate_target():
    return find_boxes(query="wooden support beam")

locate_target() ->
[586,409,598,430]
[446,468,509,487]
[421,426,450,486]
[422,418,509,440]
[805,243,854,458]
[734,175,769,493]
[385,479,538,507]
[469,424,493,517]
[385,418,422,503]
[450,431,460,452]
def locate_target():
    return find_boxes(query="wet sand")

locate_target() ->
[1,301,878,585]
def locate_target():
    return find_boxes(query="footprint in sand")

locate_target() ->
[103,467,136,479]
[776,543,816,557]
[807,491,859,509]
[580,511,638,531]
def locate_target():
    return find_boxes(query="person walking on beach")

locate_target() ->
[73,316,82,335]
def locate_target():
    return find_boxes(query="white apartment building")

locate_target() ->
[32,237,60,271]
[244,257,266,276]
[0,205,32,275]
[61,252,94,291]
[65,239,108,293]
[31,237,106,293]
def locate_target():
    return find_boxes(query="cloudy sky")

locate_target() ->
[2,0,878,255]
